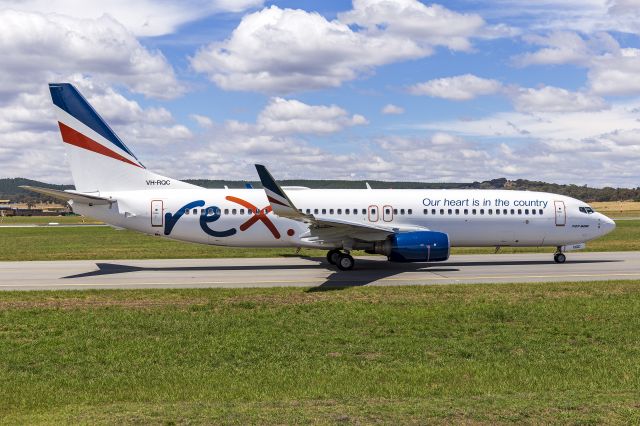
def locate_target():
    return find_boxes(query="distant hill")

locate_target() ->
[1,177,639,203]
[0,178,73,204]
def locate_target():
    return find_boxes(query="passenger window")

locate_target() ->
[224,209,229,215]
[539,209,543,215]
[488,209,492,215]
[401,209,405,215]
[480,209,484,215]
[207,207,214,215]
[362,209,366,214]
[386,208,391,215]
[440,209,444,215]
[329,209,334,214]
[496,209,500,215]
[423,209,428,214]
[472,209,477,215]
[518,209,522,215]
[240,209,245,215]
[314,209,319,214]
[455,209,459,215]
[306,209,311,214]
[215,208,221,215]
[510,209,515,215]
[432,209,436,215]
[408,209,412,215]
[345,209,350,214]
[503,209,507,215]
[532,209,536,215]
[464,209,468,215]
[393,209,398,215]
[185,208,190,215]
[193,209,198,215]
[337,209,342,214]
[322,209,326,214]
[232,209,237,215]
[447,209,452,215]
[525,209,529,215]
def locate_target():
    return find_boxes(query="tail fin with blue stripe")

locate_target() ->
[49,83,197,192]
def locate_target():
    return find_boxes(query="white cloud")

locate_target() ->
[338,0,485,51]
[589,48,640,95]
[257,98,367,135]
[191,2,494,93]
[381,104,405,115]
[514,31,618,66]
[414,98,640,186]
[191,6,426,93]
[0,10,184,101]
[0,0,263,37]
[511,86,608,112]
[190,114,214,128]
[409,74,503,100]
[514,30,640,96]
[487,0,640,35]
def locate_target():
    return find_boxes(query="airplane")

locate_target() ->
[22,83,617,271]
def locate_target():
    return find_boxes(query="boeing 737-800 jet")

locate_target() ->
[23,83,616,270]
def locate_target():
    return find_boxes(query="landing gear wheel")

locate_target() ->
[327,249,342,265]
[336,253,355,271]
[554,253,566,264]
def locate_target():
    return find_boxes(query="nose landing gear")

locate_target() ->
[326,249,355,270]
[553,247,566,264]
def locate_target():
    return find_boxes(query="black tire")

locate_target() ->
[554,253,566,264]
[336,253,355,271]
[327,249,341,265]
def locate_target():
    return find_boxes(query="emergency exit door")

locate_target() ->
[554,201,566,226]
[151,200,163,227]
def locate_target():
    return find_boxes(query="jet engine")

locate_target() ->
[367,231,450,262]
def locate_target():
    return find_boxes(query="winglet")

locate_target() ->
[255,164,308,219]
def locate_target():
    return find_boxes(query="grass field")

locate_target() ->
[0,219,638,261]
[591,201,640,218]
[1,281,640,424]
[0,215,102,225]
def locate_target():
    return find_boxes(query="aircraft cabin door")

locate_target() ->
[368,205,379,222]
[554,201,566,226]
[151,200,164,227]
[383,205,393,222]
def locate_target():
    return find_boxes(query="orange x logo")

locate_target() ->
[226,195,281,239]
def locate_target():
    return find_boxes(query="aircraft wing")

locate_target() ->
[254,164,429,243]
[20,186,114,205]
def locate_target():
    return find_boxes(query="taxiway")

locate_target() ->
[0,251,638,291]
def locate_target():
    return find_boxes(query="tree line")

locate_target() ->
[2,177,639,204]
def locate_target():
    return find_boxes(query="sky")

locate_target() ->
[1,0,639,187]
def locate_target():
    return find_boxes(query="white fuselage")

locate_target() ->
[70,188,616,250]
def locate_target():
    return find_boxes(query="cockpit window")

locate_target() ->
[579,206,595,214]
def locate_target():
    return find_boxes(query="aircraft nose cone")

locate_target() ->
[601,215,616,235]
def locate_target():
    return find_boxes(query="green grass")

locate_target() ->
[1,281,640,424]
[1,219,638,261]
[0,215,102,225]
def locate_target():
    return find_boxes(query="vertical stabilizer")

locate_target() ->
[49,83,198,192]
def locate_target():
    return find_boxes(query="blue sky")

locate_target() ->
[1,0,639,187]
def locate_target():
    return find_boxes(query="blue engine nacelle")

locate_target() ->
[368,231,450,262]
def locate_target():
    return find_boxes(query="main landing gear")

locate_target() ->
[326,249,355,271]
[554,247,566,264]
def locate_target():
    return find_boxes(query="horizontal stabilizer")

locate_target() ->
[20,186,114,205]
